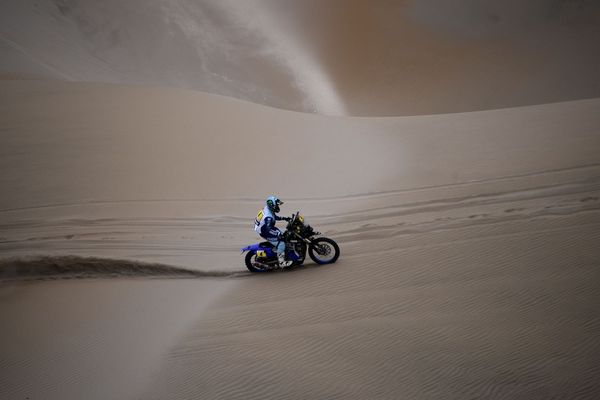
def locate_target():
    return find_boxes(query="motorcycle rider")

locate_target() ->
[254,195,292,267]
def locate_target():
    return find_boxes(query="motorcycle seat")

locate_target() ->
[260,241,275,248]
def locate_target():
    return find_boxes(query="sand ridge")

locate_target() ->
[2,1,600,115]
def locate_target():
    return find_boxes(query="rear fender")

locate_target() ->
[241,243,271,253]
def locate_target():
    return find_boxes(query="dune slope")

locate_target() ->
[1,80,599,398]
[1,80,599,270]
[2,0,599,115]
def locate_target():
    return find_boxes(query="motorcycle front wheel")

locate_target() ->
[308,237,340,264]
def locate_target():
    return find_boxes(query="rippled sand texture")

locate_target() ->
[146,217,600,400]
[2,0,600,114]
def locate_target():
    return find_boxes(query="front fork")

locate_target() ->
[296,233,327,255]
[290,232,325,256]
[287,233,311,261]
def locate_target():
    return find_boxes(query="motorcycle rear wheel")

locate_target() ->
[308,237,340,264]
[244,252,271,273]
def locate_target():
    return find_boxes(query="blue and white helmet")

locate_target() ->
[266,196,283,213]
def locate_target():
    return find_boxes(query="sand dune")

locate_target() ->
[1,80,599,270]
[2,1,600,399]
[1,77,599,398]
[139,164,600,399]
[2,0,599,115]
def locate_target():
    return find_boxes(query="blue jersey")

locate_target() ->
[254,206,283,240]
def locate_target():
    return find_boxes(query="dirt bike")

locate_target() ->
[241,212,340,272]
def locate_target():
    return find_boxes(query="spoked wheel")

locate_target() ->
[244,252,271,273]
[308,237,340,265]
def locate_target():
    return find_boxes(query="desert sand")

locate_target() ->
[2,0,600,115]
[2,1,600,400]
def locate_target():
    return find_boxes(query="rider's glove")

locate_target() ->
[282,217,291,222]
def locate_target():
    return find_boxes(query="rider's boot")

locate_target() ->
[278,252,292,268]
